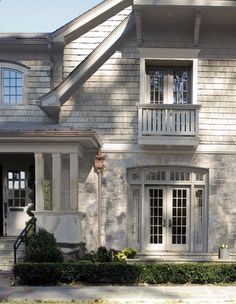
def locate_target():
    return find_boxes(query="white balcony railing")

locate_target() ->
[138,104,200,146]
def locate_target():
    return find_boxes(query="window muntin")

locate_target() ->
[170,171,190,182]
[173,70,189,104]
[172,189,187,245]
[149,188,163,244]
[7,170,26,207]
[149,69,165,104]
[147,67,191,105]
[2,69,23,104]
[145,170,166,181]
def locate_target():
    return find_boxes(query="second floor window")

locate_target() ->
[2,68,23,104]
[147,67,191,105]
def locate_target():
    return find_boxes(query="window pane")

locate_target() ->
[16,95,22,103]
[17,78,22,86]
[3,70,10,78]
[10,87,16,95]
[4,87,9,95]
[10,71,15,78]
[4,78,9,86]
[173,70,189,104]
[3,96,10,104]
[149,69,164,104]
[10,79,16,86]
[20,171,25,179]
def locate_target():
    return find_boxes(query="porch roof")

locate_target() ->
[0,124,102,152]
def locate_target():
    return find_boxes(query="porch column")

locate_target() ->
[52,153,61,211]
[70,153,79,210]
[35,153,44,212]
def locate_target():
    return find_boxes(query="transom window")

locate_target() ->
[147,66,191,104]
[0,63,27,105]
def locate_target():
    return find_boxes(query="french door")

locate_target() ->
[144,186,190,252]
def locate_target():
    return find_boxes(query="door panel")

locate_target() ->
[3,169,30,236]
[167,187,189,251]
[144,186,190,252]
[0,166,3,236]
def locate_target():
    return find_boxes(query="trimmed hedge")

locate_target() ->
[14,262,236,286]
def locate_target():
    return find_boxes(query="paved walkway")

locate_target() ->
[0,272,236,303]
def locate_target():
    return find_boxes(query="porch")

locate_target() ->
[0,128,101,245]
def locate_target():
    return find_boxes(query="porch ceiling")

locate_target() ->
[133,4,236,46]
[138,6,236,25]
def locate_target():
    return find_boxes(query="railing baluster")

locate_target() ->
[191,110,195,134]
[139,105,198,138]
[148,109,152,132]
[166,109,171,134]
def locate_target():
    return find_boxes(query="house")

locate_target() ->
[0,0,236,262]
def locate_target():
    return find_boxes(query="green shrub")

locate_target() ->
[97,246,112,262]
[121,247,137,259]
[24,228,63,263]
[14,261,236,286]
[14,263,60,285]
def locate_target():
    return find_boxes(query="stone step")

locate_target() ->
[0,238,25,271]
[0,264,13,271]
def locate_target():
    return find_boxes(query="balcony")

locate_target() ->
[138,104,200,147]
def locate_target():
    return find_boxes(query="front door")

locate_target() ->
[144,186,190,252]
[3,169,30,236]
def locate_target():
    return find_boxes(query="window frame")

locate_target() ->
[146,66,192,105]
[0,62,28,105]
[138,48,200,106]
[127,166,208,253]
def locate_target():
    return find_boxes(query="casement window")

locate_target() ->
[0,63,28,105]
[146,66,191,105]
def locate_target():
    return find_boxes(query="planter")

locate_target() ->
[219,248,230,260]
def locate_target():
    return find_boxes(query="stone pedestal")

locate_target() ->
[219,248,230,260]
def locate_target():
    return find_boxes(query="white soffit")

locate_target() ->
[138,48,201,59]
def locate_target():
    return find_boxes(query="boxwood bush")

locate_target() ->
[14,262,236,286]
[24,228,63,263]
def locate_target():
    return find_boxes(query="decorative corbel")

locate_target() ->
[194,10,201,47]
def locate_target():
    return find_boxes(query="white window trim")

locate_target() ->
[0,61,29,105]
[139,48,200,105]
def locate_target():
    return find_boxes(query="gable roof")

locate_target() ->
[50,0,132,44]
[39,12,135,119]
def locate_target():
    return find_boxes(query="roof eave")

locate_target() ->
[50,0,132,44]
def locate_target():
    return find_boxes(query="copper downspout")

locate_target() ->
[94,149,105,247]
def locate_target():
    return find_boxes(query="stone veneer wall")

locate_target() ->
[79,152,236,253]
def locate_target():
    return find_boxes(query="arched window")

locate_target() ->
[0,62,28,105]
